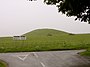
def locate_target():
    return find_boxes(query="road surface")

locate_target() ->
[0,50,90,67]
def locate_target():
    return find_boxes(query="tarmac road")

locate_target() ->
[0,50,90,67]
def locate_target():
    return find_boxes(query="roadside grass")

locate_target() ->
[0,60,8,67]
[0,29,90,56]
[80,48,90,56]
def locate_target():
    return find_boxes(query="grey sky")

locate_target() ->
[0,0,90,37]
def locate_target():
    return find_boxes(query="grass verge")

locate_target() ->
[80,49,90,56]
[0,60,8,67]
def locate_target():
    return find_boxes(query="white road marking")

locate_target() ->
[40,62,46,67]
[33,52,46,67]
[33,52,39,58]
[13,54,29,61]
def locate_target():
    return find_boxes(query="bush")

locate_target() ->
[69,33,75,35]
[47,33,52,36]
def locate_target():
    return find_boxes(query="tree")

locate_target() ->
[44,0,90,23]
[29,0,90,23]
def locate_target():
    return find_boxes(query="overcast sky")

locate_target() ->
[0,0,90,37]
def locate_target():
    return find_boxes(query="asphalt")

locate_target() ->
[0,50,90,67]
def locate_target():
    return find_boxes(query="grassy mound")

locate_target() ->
[0,28,90,56]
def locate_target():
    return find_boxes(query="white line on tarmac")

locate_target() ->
[40,62,46,67]
[33,52,46,67]
[13,54,29,61]
[33,52,39,58]
[17,56,26,61]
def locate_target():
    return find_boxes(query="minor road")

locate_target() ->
[0,50,90,67]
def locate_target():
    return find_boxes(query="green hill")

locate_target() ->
[24,29,68,36]
[0,28,90,56]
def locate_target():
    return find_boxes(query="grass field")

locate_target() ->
[0,60,7,67]
[0,29,90,56]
